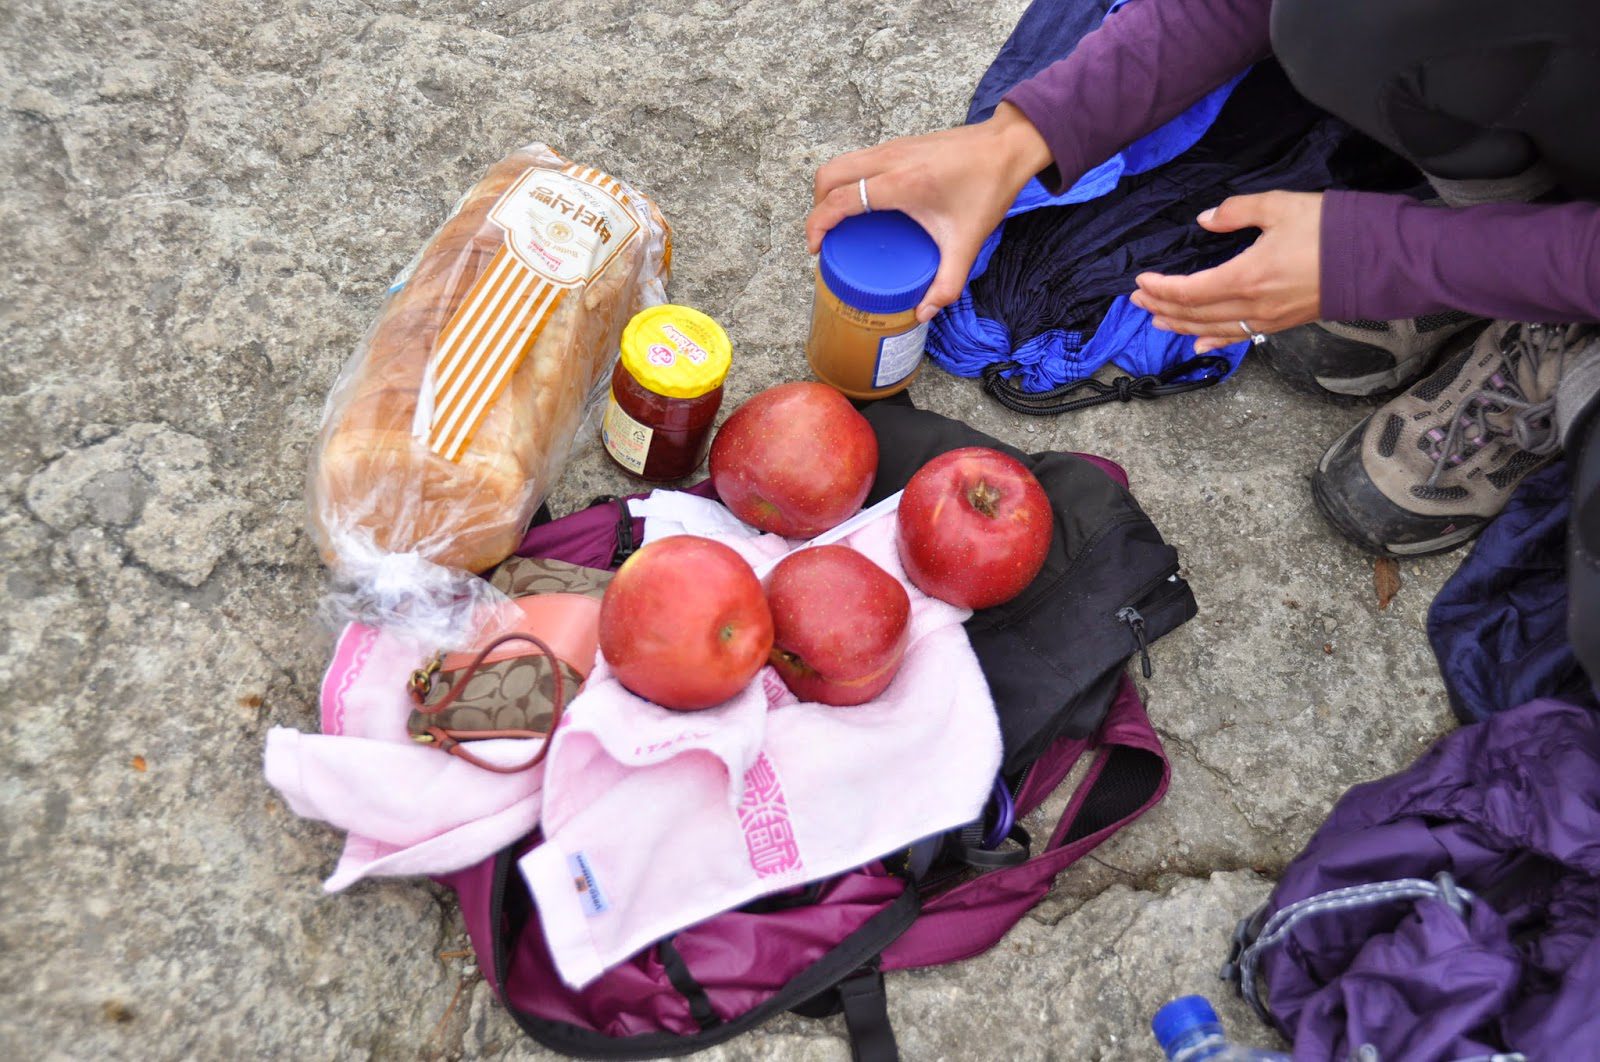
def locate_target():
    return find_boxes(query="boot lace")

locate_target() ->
[1423,324,1563,488]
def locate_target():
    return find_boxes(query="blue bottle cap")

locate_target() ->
[818,210,940,316]
[1152,996,1222,1056]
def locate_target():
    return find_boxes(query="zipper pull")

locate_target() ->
[1116,606,1153,678]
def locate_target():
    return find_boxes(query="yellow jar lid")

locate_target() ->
[619,305,733,399]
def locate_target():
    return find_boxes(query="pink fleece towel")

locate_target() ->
[521,501,1002,988]
[263,623,544,892]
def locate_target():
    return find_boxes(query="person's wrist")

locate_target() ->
[988,102,1053,184]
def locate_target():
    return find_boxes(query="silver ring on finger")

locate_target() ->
[1239,319,1268,346]
[858,177,872,213]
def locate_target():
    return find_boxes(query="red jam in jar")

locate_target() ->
[601,305,733,481]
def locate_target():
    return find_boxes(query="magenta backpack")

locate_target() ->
[438,408,1189,1060]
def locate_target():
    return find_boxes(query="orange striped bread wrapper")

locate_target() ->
[425,162,639,462]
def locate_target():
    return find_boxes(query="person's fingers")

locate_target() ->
[1189,309,1304,352]
[1135,254,1258,310]
[1195,191,1281,234]
[1152,311,1294,338]
[915,237,978,322]
[805,181,873,254]
[812,146,888,206]
[1150,316,1249,339]
[1154,309,1301,334]
[1130,290,1259,325]
[1194,323,1286,352]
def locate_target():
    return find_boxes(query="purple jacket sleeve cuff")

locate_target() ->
[1003,81,1083,195]
[1318,190,1408,321]
[1320,190,1600,323]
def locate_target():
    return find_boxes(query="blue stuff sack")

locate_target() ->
[939,0,1419,414]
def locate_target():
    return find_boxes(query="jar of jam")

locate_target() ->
[601,304,732,481]
[806,210,940,400]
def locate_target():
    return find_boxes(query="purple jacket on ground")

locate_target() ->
[1002,0,1600,323]
[1244,699,1600,1060]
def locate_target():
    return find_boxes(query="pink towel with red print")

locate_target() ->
[521,494,1001,989]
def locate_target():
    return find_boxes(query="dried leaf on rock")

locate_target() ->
[1374,557,1402,610]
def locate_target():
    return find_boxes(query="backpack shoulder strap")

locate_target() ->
[837,961,898,1062]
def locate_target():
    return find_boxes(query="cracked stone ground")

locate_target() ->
[2,1,1459,1058]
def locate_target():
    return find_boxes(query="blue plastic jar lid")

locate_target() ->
[817,210,940,316]
[1151,996,1222,1056]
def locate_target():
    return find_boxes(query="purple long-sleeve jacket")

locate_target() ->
[1001,0,1600,323]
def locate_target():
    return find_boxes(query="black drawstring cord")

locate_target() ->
[980,354,1233,417]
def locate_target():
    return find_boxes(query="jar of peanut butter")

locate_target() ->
[806,211,941,400]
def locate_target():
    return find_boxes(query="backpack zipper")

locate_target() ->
[1112,562,1187,679]
[1009,763,1032,802]
[1115,606,1153,679]
[968,511,1145,633]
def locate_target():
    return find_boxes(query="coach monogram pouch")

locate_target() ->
[407,556,611,772]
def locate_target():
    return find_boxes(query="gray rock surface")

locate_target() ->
[2,0,1458,1057]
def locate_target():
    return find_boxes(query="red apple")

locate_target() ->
[765,545,910,706]
[598,536,774,710]
[896,447,1053,610]
[709,381,878,538]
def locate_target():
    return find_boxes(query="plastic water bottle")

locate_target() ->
[1151,996,1290,1061]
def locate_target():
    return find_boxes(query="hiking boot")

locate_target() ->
[1264,166,1551,402]
[1312,321,1597,557]
[1262,312,1485,399]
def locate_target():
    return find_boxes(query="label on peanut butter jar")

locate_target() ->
[873,321,930,389]
[601,394,652,475]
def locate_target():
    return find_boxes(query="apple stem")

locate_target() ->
[968,479,1002,518]
[772,648,815,676]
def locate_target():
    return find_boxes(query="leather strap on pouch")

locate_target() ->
[410,630,566,774]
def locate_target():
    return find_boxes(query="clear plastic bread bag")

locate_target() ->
[307,144,672,646]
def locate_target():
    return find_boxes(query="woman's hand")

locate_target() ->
[1131,191,1324,353]
[806,103,1054,323]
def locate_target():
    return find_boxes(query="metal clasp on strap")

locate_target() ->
[408,652,444,698]
[1220,905,1267,988]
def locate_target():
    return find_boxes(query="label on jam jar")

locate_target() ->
[872,321,930,389]
[601,394,653,475]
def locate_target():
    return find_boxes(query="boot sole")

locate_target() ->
[1311,422,1485,558]
[1262,338,1413,403]
[1263,320,1488,402]
[1266,352,1417,403]
[1311,473,1482,557]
